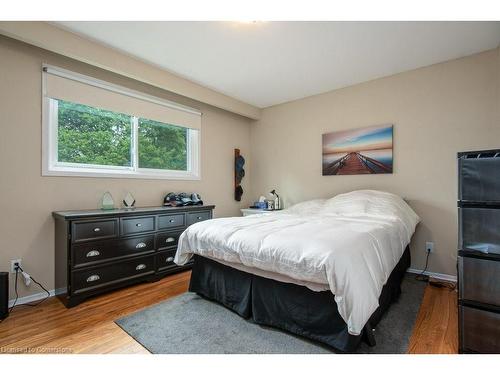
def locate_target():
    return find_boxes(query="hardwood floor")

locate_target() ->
[0,271,457,354]
[0,271,191,354]
[407,282,458,354]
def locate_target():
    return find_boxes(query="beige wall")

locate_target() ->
[0,36,253,298]
[251,49,500,277]
[0,22,261,120]
[2,33,499,302]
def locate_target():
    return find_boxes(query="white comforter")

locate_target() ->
[175,190,420,335]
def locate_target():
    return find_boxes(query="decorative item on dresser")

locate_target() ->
[100,191,116,210]
[53,205,214,308]
[457,149,500,353]
[122,192,136,208]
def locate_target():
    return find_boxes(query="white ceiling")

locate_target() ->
[55,21,500,108]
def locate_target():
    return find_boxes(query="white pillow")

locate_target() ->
[321,190,420,236]
[285,199,326,215]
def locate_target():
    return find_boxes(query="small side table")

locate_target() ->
[240,208,268,216]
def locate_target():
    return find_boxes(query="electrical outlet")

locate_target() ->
[425,242,434,253]
[10,259,22,273]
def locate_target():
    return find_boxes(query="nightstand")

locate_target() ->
[240,208,268,216]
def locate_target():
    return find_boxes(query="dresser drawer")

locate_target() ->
[186,211,211,226]
[156,231,182,251]
[459,207,500,254]
[72,219,118,243]
[121,216,155,235]
[72,235,155,268]
[459,256,500,306]
[459,156,500,203]
[158,213,185,229]
[460,305,500,353]
[71,255,155,294]
[156,249,177,272]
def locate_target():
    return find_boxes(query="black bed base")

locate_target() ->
[189,246,411,353]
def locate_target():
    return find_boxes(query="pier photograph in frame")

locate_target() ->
[322,124,393,175]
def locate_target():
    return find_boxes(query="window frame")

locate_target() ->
[42,67,201,180]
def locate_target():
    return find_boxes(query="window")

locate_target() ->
[57,100,132,168]
[138,118,188,171]
[42,66,201,180]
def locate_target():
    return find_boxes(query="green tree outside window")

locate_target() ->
[57,100,188,171]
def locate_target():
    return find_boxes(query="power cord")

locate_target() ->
[429,279,457,290]
[415,250,430,282]
[413,251,456,290]
[8,264,50,314]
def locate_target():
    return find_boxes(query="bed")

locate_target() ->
[174,190,420,352]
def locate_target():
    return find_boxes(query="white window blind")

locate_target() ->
[43,65,201,130]
[41,65,201,180]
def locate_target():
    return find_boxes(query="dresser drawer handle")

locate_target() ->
[93,227,101,232]
[165,237,175,243]
[135,242,147,249]
[135,264,147,271]
[197,216,203,220]
[86,250,100,257]
[86,274,100,283]
[166,257,174,262]
[169,219,175,223]
[136,223,142,227]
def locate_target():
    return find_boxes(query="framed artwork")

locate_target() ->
[322,124,393,175]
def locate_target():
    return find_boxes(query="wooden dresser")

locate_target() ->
[53,205,214,307]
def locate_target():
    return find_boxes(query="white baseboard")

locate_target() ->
[407,268,457,282]
[8,287,66,308]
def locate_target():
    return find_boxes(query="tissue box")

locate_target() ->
[254,201,267,209]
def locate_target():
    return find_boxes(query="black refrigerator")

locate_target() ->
[458,149,500,353]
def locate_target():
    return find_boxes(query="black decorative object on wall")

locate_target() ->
[235,149,245,201]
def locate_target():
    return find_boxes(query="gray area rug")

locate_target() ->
[116,275,425,354]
